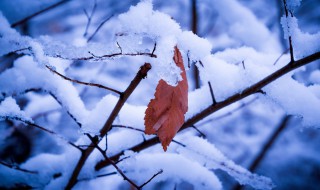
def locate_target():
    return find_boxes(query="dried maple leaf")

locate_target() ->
[144,46,188,151]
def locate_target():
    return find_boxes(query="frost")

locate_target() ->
[0,97,32,123]
[177,136,275,190]
[119,152,222,190]
[281,16,320,59]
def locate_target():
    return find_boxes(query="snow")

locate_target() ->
[204,0,281,53]
[264,75,320,127]
[0,97,32,123]
[281,15,320,59]
[82,94,117,134]
[119,151,222,190]
[0,12,30,57]
[0,0,320,189]
[177,136,275,190]
[178,31,212,61]
[309,70,320,84]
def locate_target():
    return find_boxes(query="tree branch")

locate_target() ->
[11,0,71,27]
[95,51,320,170]
[65,63,152,189]
[87,14,114,42]
[282,0,294,62]
[54,51,157,61]
[83,0,97,37]
[46,65,122,95]
[3,116,82,151]
[249,115,292,172]
[0,160,38,174]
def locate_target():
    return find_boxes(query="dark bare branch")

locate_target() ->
[66,63,152,189]
[95,51,320,170]
[11,0,71,27]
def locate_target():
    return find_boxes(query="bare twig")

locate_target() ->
[282,0,294,62]
[199,97,257,126]
[65,63,152,189]
[208,81,217,105]
[232,115,292,190]
[3,116,82,151]
[241,61,246,70]
[11,0,71,27]
[83,0,97,37]
[187,50,191,68]
[172,139,186,147]
[54,51,157,61]
[112,125,144,133]
[49,92,83,128]
[249,115,292,171]
[86,134,140,189]
[0,160,38,174]
[96,51,320,170]
[273,48,289,65]
[191,0,200,89]
[139,170,163,189]
[116,42,123,54]
[191,125,206,138]
[151,42,157,57]
[87,14,114,42]
[46,65,122,95]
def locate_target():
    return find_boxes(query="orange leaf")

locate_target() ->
[144,46,188,151]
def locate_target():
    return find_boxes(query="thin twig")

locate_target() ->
[139,170,163,189]
[199,97,257,126]
[87,14,114,42]
[172,140,186,147]
[86,134,140,189]
[96,51,320,171]
[249,115,291,171]
[46,65,122,95]
[112,125,144,133]
[3,116,82,151]
[116,42,122,54]
[241,61,246,70]
[83,0,97,37]
[65,63,152,189]
[115,156,130,164]
[191,125,206,138]
[49,92,83,128]
[54,51,157,61]
[282,0,294,62]
[208,81,217,105]
[11,0,71,27]
[0,160,38,174]
[151,42,157,57]
[274,48,289,65]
